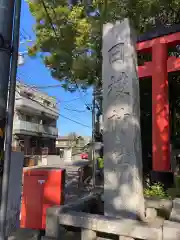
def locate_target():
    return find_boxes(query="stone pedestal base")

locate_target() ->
[81,229,96,240]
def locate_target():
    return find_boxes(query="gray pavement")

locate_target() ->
[8,229,40,240]
[8,229,82,240]
[8,229,81,240]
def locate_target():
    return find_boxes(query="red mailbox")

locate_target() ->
[20,167,65,230]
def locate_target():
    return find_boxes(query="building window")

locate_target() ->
[26,115,32,122]
[20,90,34,99]
[31,117,38,123]
[31,138,37,147]
[50,120,56,127]
[19,140,24,147]
[26,92,33,99]
[18,140,24,152]
[42,119,47,125]
[59,149,64,158]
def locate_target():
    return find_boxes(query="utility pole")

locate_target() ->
[92,87,96,187]
[0,0,19,239]
[0,0,16,171]
[95,87,102,140]
[0,1,15,174]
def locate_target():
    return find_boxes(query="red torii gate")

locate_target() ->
[136,31,180,172]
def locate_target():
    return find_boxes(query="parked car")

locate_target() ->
[81,153,88,159]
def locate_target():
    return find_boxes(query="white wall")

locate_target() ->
[47,155,64,166]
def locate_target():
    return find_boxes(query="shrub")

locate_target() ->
[144,183,168,198]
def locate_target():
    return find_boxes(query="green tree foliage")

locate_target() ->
[28,0,180,89]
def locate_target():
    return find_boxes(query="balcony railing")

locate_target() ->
[13,120,58,138]
[15,97,59,120]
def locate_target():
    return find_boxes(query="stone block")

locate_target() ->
[145,207,157,220]
[45,192,101,238]
[145,197,172,211]
[119,237,134,240]
[81,229,96,240]
[97,238,111,240]
[172,198,180,209]
[163,220,180,240]
[58,211,162,240]
[46,206,65,238]
[169,198,180,222]
[41,237,56,240]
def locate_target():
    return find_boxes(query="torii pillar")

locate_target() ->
[152,43,170,171]
[137,31,180,176]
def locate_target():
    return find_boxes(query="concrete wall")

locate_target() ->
[47,153,81,166]
[47,155,63,166]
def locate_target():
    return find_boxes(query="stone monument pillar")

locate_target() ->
[102,19,145,219]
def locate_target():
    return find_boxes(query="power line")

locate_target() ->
[30,84,62,89]
[19,4,92,111]
[21,28,32,40]
[16,89,91,128]
[20,31,27,40]
[57,100,91,114]
[58,114,91,128]
[63,97,81,103]
[18,80,92,107]
[18,4,92,110]
[63,107,89,113]
[16,83,90,115]
[17,74,92,110]
[76,84,91,110]
[40,0,92,110]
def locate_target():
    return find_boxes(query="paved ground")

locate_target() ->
[8,229,82,240]
[8,229,40,240]
[64,161,92,203]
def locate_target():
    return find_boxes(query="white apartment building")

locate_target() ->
[12,81,59,155]
[56,135,91,161]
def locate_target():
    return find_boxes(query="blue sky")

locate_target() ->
[17,0,92,136]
